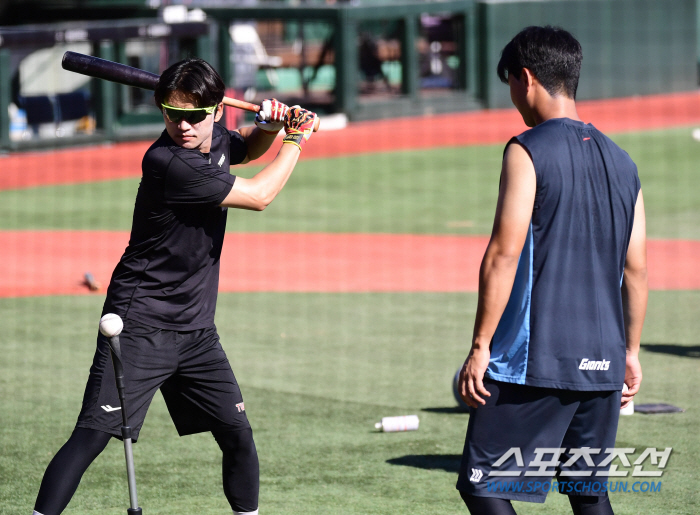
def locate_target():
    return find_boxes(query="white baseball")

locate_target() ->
[99,313,123,337]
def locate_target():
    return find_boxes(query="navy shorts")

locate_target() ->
[456,379,621,503]
[76,319,250,441]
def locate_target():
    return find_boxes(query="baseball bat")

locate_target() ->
[62,51,320,132]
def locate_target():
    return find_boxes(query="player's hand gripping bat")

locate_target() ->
[61,51,320,132]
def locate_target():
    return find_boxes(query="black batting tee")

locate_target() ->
[103,123,247,330]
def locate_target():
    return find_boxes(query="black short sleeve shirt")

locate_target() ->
[103,123,247,330]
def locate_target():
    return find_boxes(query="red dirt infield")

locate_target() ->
[0,230,696,298]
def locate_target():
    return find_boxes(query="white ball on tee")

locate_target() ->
[99,313,123,337]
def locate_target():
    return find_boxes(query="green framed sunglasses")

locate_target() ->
[161,103,218,125]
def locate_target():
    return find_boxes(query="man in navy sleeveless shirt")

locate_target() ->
[456,27,648,515]
[33,58,317,515]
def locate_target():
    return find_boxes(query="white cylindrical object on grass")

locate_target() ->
[374,415,419,432]
[620,401,634,416]
[620,384,634,416]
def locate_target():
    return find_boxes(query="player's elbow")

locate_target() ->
[623,266,648,287]
[245,196,268,211]
[481,249,520,277]
[624,251,648,279]
[220,185,273,211]
[248,190,275,211]
[491,253,520,270]
[628,265,648,278]
[487,242,522,264]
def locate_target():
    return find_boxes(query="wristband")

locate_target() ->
[282,131,306,150]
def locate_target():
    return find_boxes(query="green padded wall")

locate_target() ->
[477,0,697,108]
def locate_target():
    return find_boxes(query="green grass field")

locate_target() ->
[1,127,699,514]
[2,127,699,238]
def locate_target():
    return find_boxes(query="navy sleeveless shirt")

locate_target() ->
[486,118,641,391]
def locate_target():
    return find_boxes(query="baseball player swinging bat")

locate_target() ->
[61,51,321,132]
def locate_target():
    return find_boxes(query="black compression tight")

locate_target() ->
[34,427,112,515]
[460,491,518,515]
[459,491,614,515]
[34,426,259,515]
[213,427,260,513]
[569,494,614,515]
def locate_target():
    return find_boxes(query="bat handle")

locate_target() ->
[222,97,260,113]
[222,97,321,132]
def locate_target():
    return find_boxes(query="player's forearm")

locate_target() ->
[239,125,279,161]
[221,143,300,210]
[257,144,301,201]
[621,267,648,356]
[471,247,520,350]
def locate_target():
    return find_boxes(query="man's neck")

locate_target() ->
[532,95,581,126]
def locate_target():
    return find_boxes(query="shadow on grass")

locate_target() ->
[641,343,700,358]
[422,406,469,414]
[387,454,462,473]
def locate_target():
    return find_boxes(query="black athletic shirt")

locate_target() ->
[102,123,247,330]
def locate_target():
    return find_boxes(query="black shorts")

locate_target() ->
[456,379,621,503]
[76,319,250,441]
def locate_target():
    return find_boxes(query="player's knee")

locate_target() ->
[568,494,613,515]
[213,427,256,456]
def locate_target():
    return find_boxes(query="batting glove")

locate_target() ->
[282,105,316,151]
[254,98,288,134]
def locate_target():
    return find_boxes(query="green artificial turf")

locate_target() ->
[1,127,699,238]
[0,144,502,235]
[1,292,698,514]
[1,125,698,513]
[612,128,700,240]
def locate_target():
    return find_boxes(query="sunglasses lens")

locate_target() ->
[164,107,210,125]
[164,107,184,123]
[184,111,208,124]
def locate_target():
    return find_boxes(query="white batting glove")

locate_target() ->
[254,98,288,134]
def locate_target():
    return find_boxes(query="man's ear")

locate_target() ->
[521,68,537,90]
[214,102,224,122]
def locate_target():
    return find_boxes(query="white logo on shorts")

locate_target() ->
[218,154,226,167]
[101,404,122,412]
[236,402,245,412]
[470,468,484,483]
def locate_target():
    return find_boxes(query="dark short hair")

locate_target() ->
[497,26,582,99]
[154,58,225,108]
